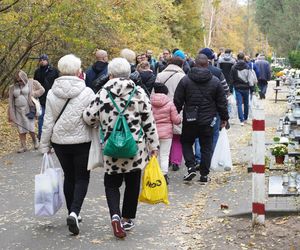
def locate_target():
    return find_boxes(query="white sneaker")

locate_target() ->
[67,212,79,235]
[240,122,244,126]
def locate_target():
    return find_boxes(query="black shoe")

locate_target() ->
[164,174,169,185]
[67,212,80,235]
[183,167,197,181]
[122,219,135,231]
[171,163,179,171]
[194,162,200,171]
[199,175,211,184]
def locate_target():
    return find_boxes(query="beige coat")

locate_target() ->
[155,64,185,134]
[8,71,44,133]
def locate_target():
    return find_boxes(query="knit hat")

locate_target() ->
[39,54,49,61]
[173,50,186,60]
[199,48,214,60]
[154,82,169,95]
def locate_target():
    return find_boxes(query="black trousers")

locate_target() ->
[104,170,141,219]
[52,142,91,216]
[181,124,213,176]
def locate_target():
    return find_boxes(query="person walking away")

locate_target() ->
[245,55,260,95]
[157,49,172,73]
[85,49,109,92]
[194,48,230,166]
[39,54,95,235]
[174,54,228,183]
[229,52,252,126]
[156,57,185,171]
[83,58,159,239]
[121,48,150,96]
[136,61,156,94]
[34,54,59,141]
[8,70,44,152]
[151,83,181,184]
[255,54,271,99]
[218,49,236,93]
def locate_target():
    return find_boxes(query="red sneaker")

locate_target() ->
[111,214,126,238]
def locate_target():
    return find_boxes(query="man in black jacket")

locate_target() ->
[34,54,59,140]
[174,54,229,183]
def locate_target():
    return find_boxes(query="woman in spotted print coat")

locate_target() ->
[83,58,159,238]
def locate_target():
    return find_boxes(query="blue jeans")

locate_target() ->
[38,105,45,140]
[194,115,220,164]
[235,89,249,122]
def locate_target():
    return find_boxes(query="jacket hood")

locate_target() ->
[151,93,171,108]
[52,76,86,98]
[104,78,135,97]
[187,67,213,84]
[223,53,233,61]
[234,60,249,70]
[92,61,108,74]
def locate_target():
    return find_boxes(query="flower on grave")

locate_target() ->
[270,144,288,157]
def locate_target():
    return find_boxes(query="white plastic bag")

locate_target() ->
[210,128,232,171]
[87,127,104,171]
[227,95,237,119]
[35,154,64,216]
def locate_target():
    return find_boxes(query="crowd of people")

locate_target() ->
[7,46,271,238]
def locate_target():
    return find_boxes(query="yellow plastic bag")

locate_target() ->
[139,156,169,205]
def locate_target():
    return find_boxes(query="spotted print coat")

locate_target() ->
[83,78,159,175]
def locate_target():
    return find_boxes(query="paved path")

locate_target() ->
[0,150,206,250]
[0,81,298,249]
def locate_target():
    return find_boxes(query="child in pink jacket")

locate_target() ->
[151,83,181,184]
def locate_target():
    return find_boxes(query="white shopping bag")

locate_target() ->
[210,128,232,171]
[227,95,237,119]
[248,94,259,119]
[87,127,104,171]
[35,154,64,216]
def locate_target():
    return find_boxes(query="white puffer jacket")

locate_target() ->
[39,76,95,153]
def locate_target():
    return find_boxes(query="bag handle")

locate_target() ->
[106,86,137,114]
[41,153,55,174]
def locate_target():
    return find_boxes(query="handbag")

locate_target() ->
[184,106,199,123]
[31,96,42,117]
[35,154,64,216]
[87,127,104,170]
[26,105,36,119]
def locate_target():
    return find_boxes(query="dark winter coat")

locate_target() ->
[34,65,59,106]
[85,61,108,90]
[208,64,230,95]
[218,53,236,85]
[139,70,156,94]
[174,67,229,128]
[229,60,251,90]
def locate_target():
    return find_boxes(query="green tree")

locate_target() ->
[255,0,300,55]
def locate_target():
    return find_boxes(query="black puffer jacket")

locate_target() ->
[174,67,229,126]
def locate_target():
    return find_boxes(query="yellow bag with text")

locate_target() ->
[139,156,169,205]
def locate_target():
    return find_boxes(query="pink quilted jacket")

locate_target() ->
[151,93,181,139]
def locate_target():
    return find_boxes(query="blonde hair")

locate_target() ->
[120,48,136,64]
[136,61,150,72]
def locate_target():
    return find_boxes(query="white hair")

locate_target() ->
[120,48,136,64]
[57,54,81,75]
[108,58,131,78]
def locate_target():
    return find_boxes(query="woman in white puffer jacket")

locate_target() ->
[39,54,95,236]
